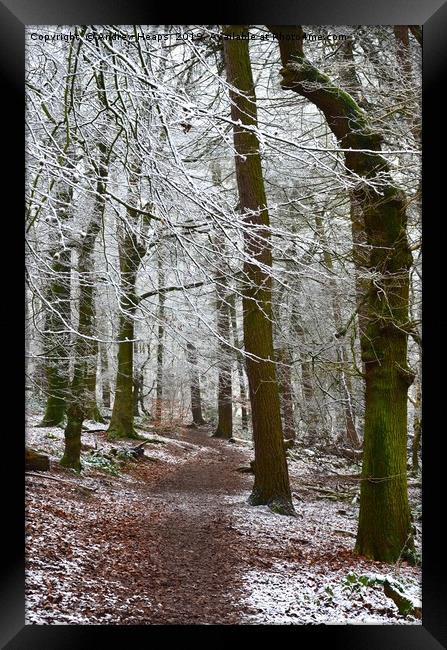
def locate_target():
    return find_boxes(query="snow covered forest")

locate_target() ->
[25,24,422,624]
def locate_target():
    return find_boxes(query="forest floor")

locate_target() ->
[25,414,422,625]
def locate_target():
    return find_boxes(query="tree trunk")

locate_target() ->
[223,25,294,515]
[339,39,373,382]
[186,342,205,425]
[40,187,73,427]
[133,360,142,418]
[61,135,108,469]
[229,293,249,436]
[269,25,414,559]
[290,315,319,443]
[100,342,111,408]
[314,213,360,448]
[107,161,145,441]
[85,340,104,422]
[350,195,370,350]
[154,255,165,425]
[411,376,421,473]
[213,272,233,439]
[107,253,141,440]
[275,347,296,442]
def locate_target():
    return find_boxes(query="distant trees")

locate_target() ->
[186,342,206,426]
[39,146,73,428]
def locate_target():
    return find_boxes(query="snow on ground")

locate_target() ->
[26,410,209,474]
[223,445,422,625]
[214,494,421,625]
[25,414,422,625]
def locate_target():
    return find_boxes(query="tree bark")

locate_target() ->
[133,358,142,417]
[154,253,165,425]
[223,25,294,515]
[40,178,73,427]
[85,340,104,422]
[314,213,360,448]
[411,375,421,473]
[276,346,296,442]
[290,315,319,443]
[269,24,414,560]
[100,341,111,408]
[213,271,233,439]
[61,133,108,469]
[186,342,206,425]
[107,161,145,440]
[229,293,249,436]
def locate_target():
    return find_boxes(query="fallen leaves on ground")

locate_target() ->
[25,416,421,625]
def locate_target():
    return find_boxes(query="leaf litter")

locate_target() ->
[25,414,421,625]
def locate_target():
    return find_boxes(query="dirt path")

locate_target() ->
[25,422,422,625]
[26,425,257,624]
[120,427,253,624]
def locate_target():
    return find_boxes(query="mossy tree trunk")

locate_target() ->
[39,40,83,429]
[107,237,144,440]
[269,25,414,560]
[85,340,104,422]
[223,25,294,515]
[107,162,145,441]
[61,142,108,470]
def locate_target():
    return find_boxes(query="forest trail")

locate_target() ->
[26,423,260,624]
[25,420,422,625]
[124,426,253,624]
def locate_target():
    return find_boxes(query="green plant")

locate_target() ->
[83,451,121,476]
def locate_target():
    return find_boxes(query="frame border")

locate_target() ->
[3,1,445,646]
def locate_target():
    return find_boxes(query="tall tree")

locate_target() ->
[84,332,104,423]
[314,212,359,448]
[275,346,296,443]
[107,160,146,440]
[61,133,109,467]
[100,341,111,409]
[37,36,81,427]
[269,25,415,560]
[223,25,294,515]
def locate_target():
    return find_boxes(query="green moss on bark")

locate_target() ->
[107,200,145,441]
[270,25,414,556]
[60,412,82,471]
